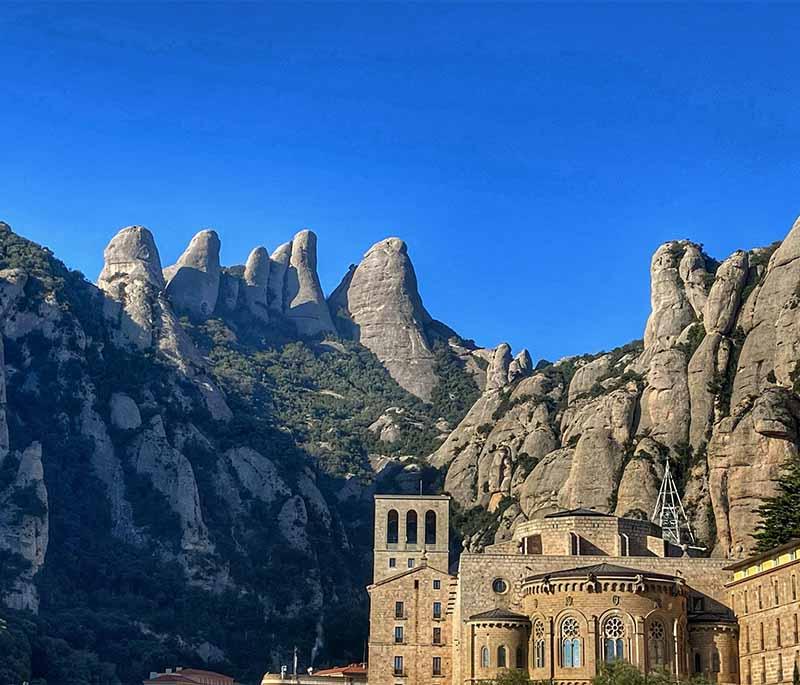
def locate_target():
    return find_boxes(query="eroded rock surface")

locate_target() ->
[285,230,335,336]
[329,237,437,400]
[164,229,221,320]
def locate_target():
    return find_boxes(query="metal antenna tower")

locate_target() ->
[652,457,695,546]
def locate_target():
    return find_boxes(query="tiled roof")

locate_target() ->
[469,607,530,622]
[314,663,368,676]
[526,562,678,582]
[543,507,614,519]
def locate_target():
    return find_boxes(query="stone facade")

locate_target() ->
[369,500,746,685]
[726,541,800,685]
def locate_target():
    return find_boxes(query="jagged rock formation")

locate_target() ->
[0,221,397,683]
[328,237,438,399]
[4,212,800,683]
[430,216,800,559]
[268,241,292,312]
[285,230,336,336]
[243,246,271,320]
[163,229,221,320]
[98,226,232,422]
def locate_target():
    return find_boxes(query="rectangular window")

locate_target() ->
[395,601,404,619]
[407,558,415,568]
[778,653,784,682]
[760,623,765,651]
[794,575,798,601]
[794,614,799,644]
[394,626,404,644]
[433,579,441,590]
[745,590,749,614]
[778,618,782,647]
[758,586,763,610]
[393,656,404,677]
[762,656,766,684]
[432,656,442,676]
[433,627,442,645]
[389,557,396,568]
[746,625,751,653]
[433,601,442,619]
[775,581,781,606]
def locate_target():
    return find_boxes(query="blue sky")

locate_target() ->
[1,2,799,361]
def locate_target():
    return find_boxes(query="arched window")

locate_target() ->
[515,646,524,669]
[603,615,626,662]
[406,510,418,545]
[694,652,702,674]
[648,620,667,669]
[534,620,546,668]
[387,510,398,544]
[480,646,490,668]
[425,510,437,546]
[497,645,507,668]
[561,617,581,668]
[712,650,721,673]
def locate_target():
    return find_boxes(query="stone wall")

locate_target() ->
[368,564,453,685]
[729,558,800,685]
[456,553,734,623]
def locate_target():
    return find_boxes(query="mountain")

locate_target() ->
[0,222,479,685]
[1,215,800,685]
[431,220,800,562]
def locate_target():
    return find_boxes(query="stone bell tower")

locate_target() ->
[373,494,450,583]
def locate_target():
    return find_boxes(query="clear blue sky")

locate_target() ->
[2,2,799,361]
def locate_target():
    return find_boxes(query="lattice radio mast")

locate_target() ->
[652,457,695,546]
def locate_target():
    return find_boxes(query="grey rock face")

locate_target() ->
[97,226,232,422]
[223,447,290,504]
[98,225,165,292]
[0,442,49,611]
[278,495,310,552]
[703,251,749,335]
[268,241,292,312]
[164,229,221,320]
[734,217,800,405]
[328,237,437,400]
[614,453,663,520]
[285,230,335,336]
[568,355,612,403]
[485,343,512,392]
[110,392,142,431]
[129,416,212,554]
[243,246,271,320]
[643,243,696,349]
[217,272,240,313]
[508,349,532,383]
[97,226,166,350]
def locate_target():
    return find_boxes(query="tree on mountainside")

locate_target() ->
[754,454,800,552]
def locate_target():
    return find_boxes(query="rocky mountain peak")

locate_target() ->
[285,229,335,335]
[98,225,165,292]
[163,229,222,320]
[243,245,271,320]
[328,235,437,400]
